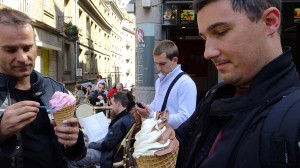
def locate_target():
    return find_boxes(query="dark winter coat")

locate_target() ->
[0,71,86,168]
[88,109,135,168]
[176,47,300,168]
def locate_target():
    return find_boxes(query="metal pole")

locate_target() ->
[75,40,78,82]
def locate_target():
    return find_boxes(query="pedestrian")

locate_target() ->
[69,92,135,168]
[0,8,86,168]
[175,0,300,167]
[136,40,197,129]
[74,84,85,105]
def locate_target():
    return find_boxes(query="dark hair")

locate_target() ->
[153,40,179,60]
[113,92,129,108]
[98,83,105,88]
[96,75,103,79]
[0,8,34,27]
[75,84,82,90]
[193,0,281,22]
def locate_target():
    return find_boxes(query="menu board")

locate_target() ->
[180,4,195,25]
[163,4,178,25]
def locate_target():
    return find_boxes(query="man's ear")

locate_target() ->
[262,7,281,35]
[172,56,178,63]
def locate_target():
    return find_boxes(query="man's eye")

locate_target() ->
[23,45,33,52]
[5,48,17,53]
[216,29,228,36]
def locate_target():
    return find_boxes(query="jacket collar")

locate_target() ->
[0,70,45,97]
[109,109,129,128]
[210,47,300,116]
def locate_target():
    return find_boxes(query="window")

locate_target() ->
[63,43,71,71]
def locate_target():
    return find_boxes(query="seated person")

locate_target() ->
[88,83,107,106]
[107,84,117,104]
[74,84,85,105]
[69,92,135,168]
[112,82,141,136]
[83,84,93,103]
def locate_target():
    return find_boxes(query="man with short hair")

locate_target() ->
[175,0,300,167]
[136,40,197,129]
[88,83,107,106]
[115,82,141,135]
[0,8,86,167]
[69,92,135,168]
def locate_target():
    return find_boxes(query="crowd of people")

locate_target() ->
[1,0,300,167]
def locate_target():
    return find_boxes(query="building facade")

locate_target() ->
[0,0,136,91]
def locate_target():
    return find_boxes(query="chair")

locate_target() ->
[112,123,136,168]
[75,103,95,128]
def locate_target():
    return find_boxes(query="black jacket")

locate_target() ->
[88,90,107,106]
[176,47,300,168]
[0,71,86,168]
[88,109,135,168]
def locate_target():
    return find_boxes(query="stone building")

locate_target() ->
[0,0,136,91]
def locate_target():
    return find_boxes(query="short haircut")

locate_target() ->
[193,0,281,23]
[98,83,105,88]
[0,8,34,27]
[96,75,103,79]
[153,40,179,60]
[113,92,129,108]
[75,84,82,90]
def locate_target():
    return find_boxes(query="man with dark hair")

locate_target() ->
[0,8,86,167]
[70,92,135,168]
[136,40,197,129]
[88,83,107,106]
[175,0,300,167]
[115,82,141,136]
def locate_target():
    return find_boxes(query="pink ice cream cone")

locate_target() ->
[49,91,76,126]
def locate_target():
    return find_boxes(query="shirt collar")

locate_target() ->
[158,64,181,81]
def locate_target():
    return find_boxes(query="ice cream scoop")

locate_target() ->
[133,111,179,158]
[48,91,76,126]
[49,91,76,114]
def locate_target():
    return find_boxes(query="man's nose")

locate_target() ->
[203,39,220,60]
[16,50,28,62]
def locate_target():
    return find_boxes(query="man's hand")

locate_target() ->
[53,117,80,147]
[0,101,40,140]
[135,102,151,118]
[97,95,104,100]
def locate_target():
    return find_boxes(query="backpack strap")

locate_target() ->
[261,89,300,168]
[161,72,185,112]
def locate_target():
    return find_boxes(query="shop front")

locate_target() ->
[162,0,300,98]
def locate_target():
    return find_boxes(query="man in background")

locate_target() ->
[136,40,197,129]
[115,82,141,135]
[69,92,135,168]
[88,83,107,106]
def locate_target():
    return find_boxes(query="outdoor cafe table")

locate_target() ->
[93,105,113,118]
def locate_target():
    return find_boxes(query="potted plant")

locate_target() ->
[63,21,79,37]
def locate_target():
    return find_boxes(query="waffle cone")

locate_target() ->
[53,103,76,126]
[135,146,178,168]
